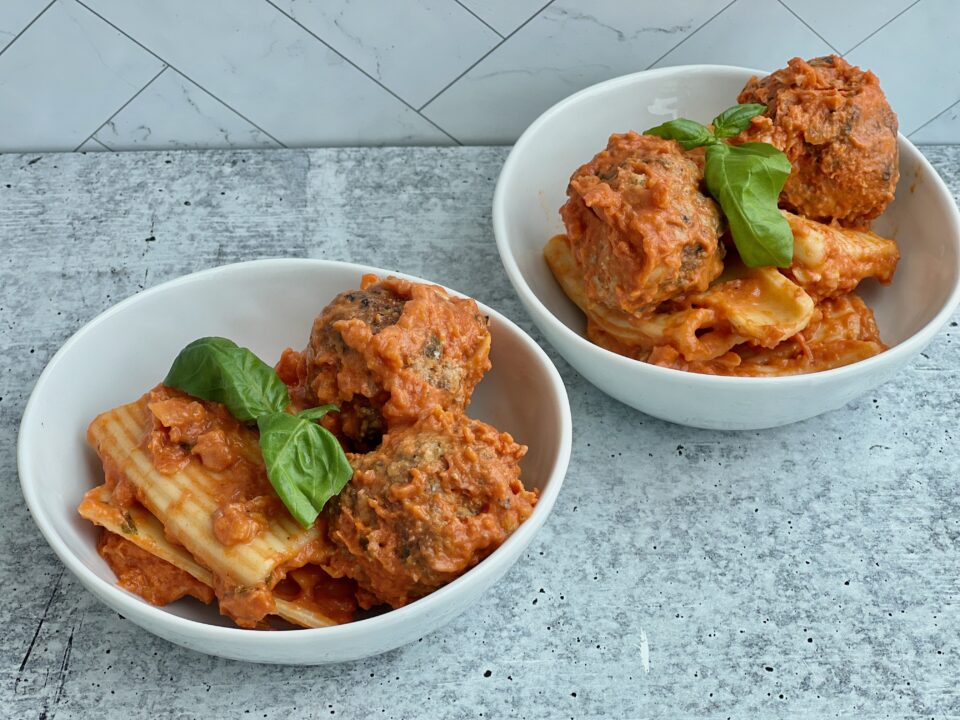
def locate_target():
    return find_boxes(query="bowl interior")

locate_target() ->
[19,260,565,629]
[496,65,960,355]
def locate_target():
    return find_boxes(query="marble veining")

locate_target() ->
[421,0,731,143]
[79,0,451,147]
[270,0,500,108]
[1,0,959,150]
[650,0,832,72]
[0,0,50,49]
[92,67,279,151]
[913,100,960,144]
[0,0,163,151]
[456,0,547,37]
[845,0,960,135]
[2,145,960,718]
[779,0,918,54]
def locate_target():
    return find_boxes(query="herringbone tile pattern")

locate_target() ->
[0,0,955,151]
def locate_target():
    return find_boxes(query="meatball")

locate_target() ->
[559,131,724,314]
[282,275,491,450]
[324,409,536,608]
[736,55,898,227]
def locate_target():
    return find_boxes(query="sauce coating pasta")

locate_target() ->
[81,276,534,629]
[545,55,901,377]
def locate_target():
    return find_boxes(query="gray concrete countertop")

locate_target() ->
[2,146,960,719]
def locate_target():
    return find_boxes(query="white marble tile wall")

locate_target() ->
[0,0,957,152]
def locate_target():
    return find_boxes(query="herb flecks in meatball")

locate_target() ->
[560,132,725,314]
[736,55,899,228]
[324,409,536,608]
[280,275,491,451]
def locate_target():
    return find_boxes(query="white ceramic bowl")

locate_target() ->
[494,64,960,430]
[18,259,571,664]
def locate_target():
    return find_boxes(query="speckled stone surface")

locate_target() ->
[2,146,960,719]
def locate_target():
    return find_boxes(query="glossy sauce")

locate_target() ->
[272,565,359,626]
[144,385,278,547]
[97,530,214,606]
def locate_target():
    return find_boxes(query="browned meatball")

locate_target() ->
[324,409,536,608]
[736,55,899,227]
[559,132,724,314]
[278,275,491,450]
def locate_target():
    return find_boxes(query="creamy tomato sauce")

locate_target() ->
[737,55,898,228]
[326,408,536,608]
[273,565,358,625]
[560,132,724,314]
[288,274,491,451]
[144,385,279,547]
[97,530,214,606]
[105,386,356,628]
[87,275,538,628]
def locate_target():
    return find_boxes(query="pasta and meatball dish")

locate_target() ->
[79,275,537,629]
[546,55,902,376]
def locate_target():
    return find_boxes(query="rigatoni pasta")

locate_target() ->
[86,391,341,628]
[79,483,343,628]
[78,275,537,630]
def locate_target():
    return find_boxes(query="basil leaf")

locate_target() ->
[644,107,793,267]
[297,404,339,422]
[704,143,794,268]
[711,103,766,138]
[257,412,353,528]
[164,337,289,422]
[644,118,715,150]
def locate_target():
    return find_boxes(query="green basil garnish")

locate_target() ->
[164,337,290,422]
[704,142,793,267]
[644,117,714,150]
[164,338,352,528]
[645,104,794,268]
[296,404,339,422]
[710,103,766,138]
[257,412,353,528]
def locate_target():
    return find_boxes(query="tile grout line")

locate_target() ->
[73,0,288,148]
[73,64,168,151]
[160,65,286,148]
[776,0,839,54]
[262,0,462,145]
[908,96,960,139]
[418,0,557,113]
[643,0,739,70]
[0,0,57,59]
[843,0,922,56]
[452,0,504,39]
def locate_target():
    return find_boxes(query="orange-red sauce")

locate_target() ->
[97,529,214,606]
[326,408,535,608]
[560,132,724,313]
[273,565,359,626]
[143,385,280,547]
[91,276,536,628]
[291,275,491,451]
[736,55,898,227]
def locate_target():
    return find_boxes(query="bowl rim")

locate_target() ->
[493,63,960,386]
[17,257,572,645]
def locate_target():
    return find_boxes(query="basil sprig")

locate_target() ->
[646,103,794,268]
[258,408,351,528]
[164,337,290,421]
[164,337,352,528]
[648,118,714,150]
[711,103,767,138]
